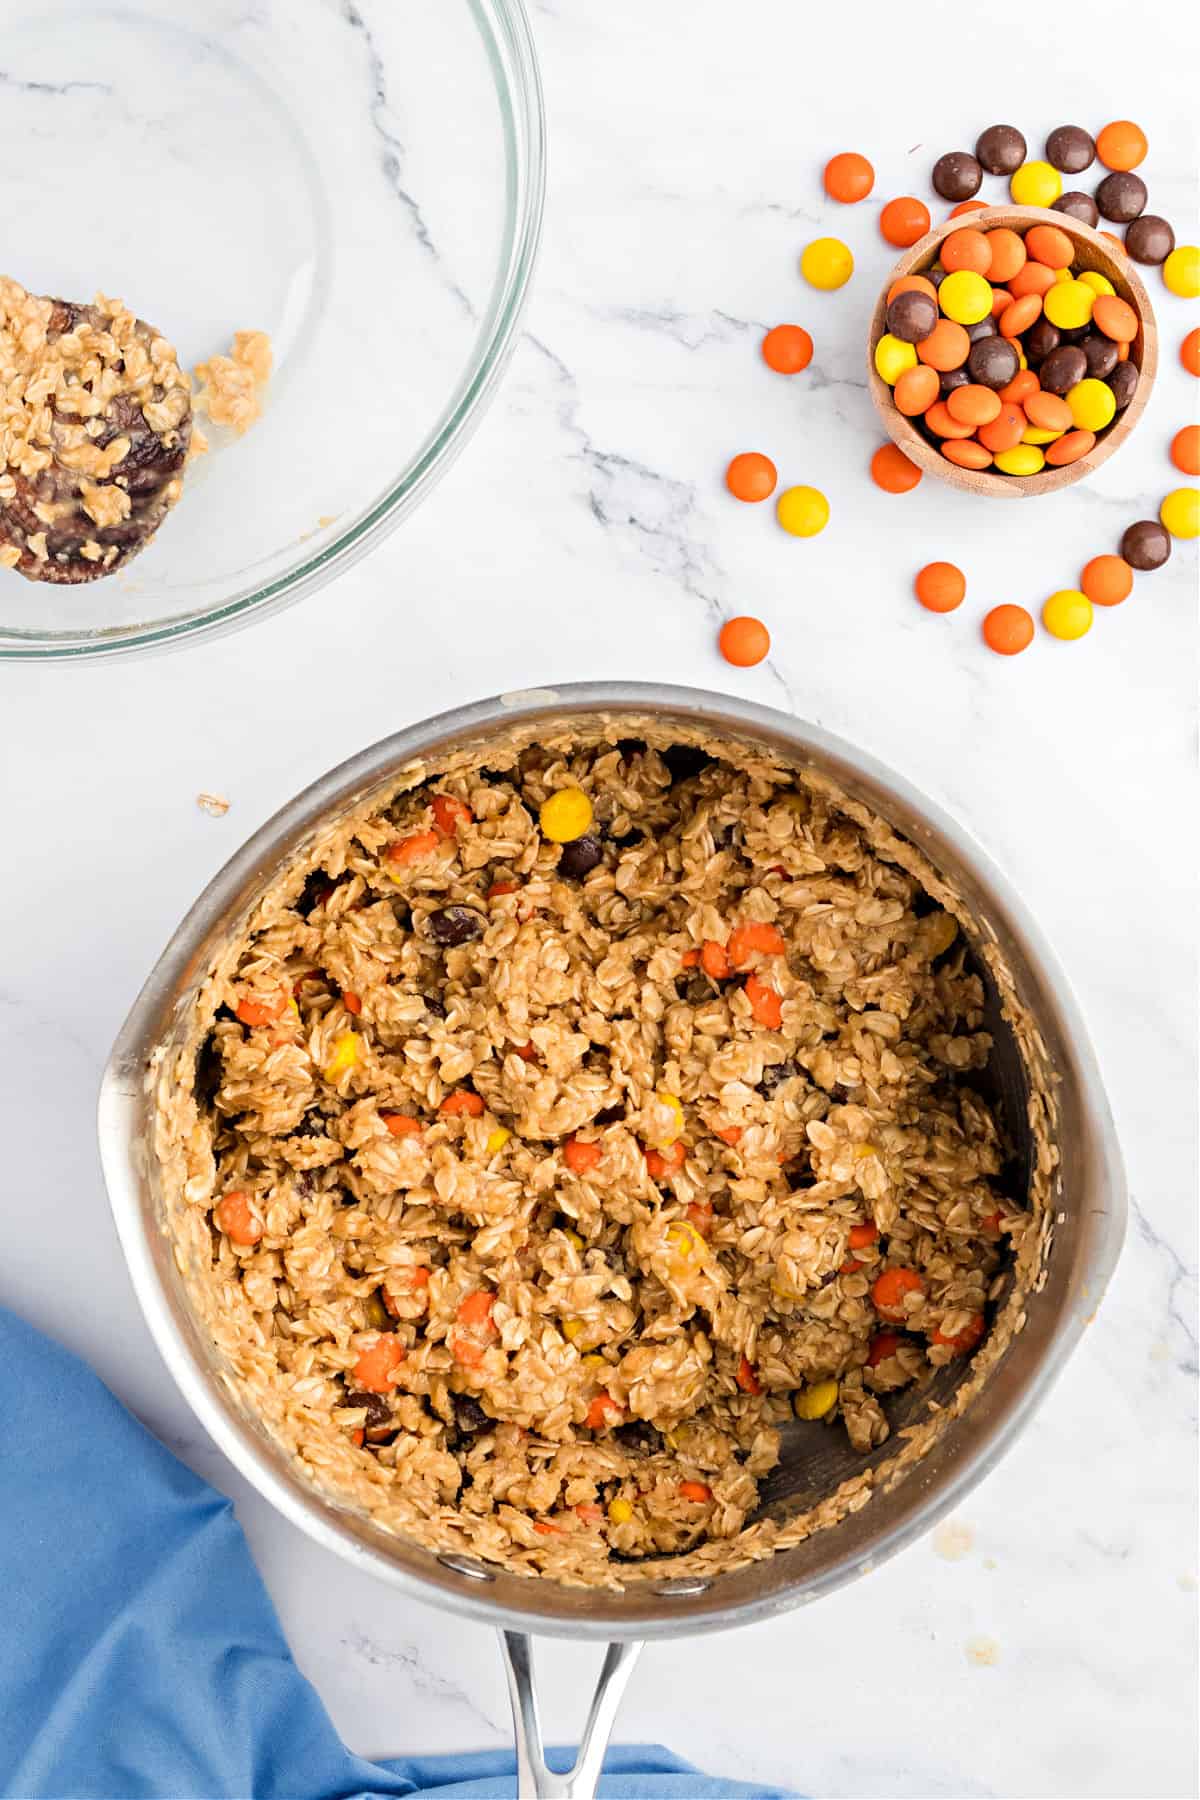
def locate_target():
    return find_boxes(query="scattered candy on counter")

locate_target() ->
[1042,588,1094,641]
[725,452,777,502]
[871,443,922,493]
[761,324,813,373]
[1171,427,1199,477]
[871,220,1144,477]
[982,604,1035,656]
[1163,245,1200,298]
[823,152,874,204]
[801,236,854,289]
[880,196,930,248]
[1160,488,1200,539]
[718,615,770,667]
[776,484,830,536]
[717,122,1193,670]
[914,562,965,613]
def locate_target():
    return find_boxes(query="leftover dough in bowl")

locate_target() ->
[153,714,1056,1588]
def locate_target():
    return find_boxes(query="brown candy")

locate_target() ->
[1045,126,1096,174]
[966,335,1020,390]
[886,289,939,343]
[1108,361,1138,411]
[1096,171,1147,223]
[1038,345,1089,395]
[975,124,1026,176]
[1024,319,1061,365]
[939,367,970,394]
[1082,334,1119,380]
[1053,190,1100,227]
[932,151,982,201]
[1124,214,1175,265]
[1121,519,1170,570]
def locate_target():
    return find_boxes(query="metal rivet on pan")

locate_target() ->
[652,1576,711,1597]
[438,1552,496,1582]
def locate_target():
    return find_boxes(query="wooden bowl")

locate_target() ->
[867,206,1158,497]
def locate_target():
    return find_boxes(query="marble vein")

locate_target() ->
[340,1627,505,1736]
[338,1,474,319]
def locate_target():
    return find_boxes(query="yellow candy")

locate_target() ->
[1044,280,1095,330]
[1160,487,1200,539]
[938,270,993,325]
[607,1498,634,1525]
[1010,160,1063,207]
[776,484,829,537]
[562,1318,585,1341]
[1078,270,1115,297]
[539,788,593,842]
[1053,266,1073,284]
[581,1353,606,1370]
[666,1221,706,1263]
[485,1126,511,1154]
[874,333,918,385]
[654,1090,684,1142]
[563,1227,584,1251]
[1067,378,1116,432]
[994,444,1045,476]
[1021,425,1064,445]
[800,236,853,290]
[795,1378,839,1420]
[322,1031,359,1082]
[1163,245,1200,299]
[1042,589,1094,641]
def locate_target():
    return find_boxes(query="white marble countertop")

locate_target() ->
[2,3,1197,1796]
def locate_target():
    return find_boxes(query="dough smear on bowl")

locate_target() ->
[153,719,1056,1587]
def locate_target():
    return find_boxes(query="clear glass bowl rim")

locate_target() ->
[1,0,546,662]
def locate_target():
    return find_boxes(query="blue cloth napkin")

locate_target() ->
[0,1307,796,1799]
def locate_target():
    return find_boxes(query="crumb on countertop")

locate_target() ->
[196,792,231,818]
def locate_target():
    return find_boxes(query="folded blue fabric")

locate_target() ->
[0,1308,796,1799]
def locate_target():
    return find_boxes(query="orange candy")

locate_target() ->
[880,196,931,248]
[948,199,989,218]
[942,439,993,469]
[1181,329,1200,377]
[1171,424,1200,476]
[893,364,940,415]
[1000,294,1042,338]
[725,452,777,502]
[1081,555,1134,607]
[887,273,938,305]
[1092,295,1138,343]
[1098,230,1126,257]
[982,604,1035,656]
[990,286,1014,318]
[1096,120,1147,171]
[998,369,1039,405]
[915,561,966,612]
[762,324,813,373]
[824,152,875,203]
[923,401,974,440]
[916,318,970,371]
[1024,224,1074,269]
[946,384,1002,427]
[984,228,1027,283]
[1044,429,1095,466]
[719,616,770,667]
[1008,261,1056,299]
[977,401,1027,453]
[941,228,992,275]
[870,442,923,491]
[1024,391,1073,432]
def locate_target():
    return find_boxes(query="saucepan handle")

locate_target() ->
[498,1629,643,1799]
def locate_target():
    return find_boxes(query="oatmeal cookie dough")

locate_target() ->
[0,277,191,582]
[154,719,1056,1587]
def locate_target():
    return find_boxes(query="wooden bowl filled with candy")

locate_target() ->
[867,206,1158,496]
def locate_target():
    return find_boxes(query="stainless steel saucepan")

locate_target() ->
[98,683,1126,1799]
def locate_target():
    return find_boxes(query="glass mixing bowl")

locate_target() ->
[0,0,544,659]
